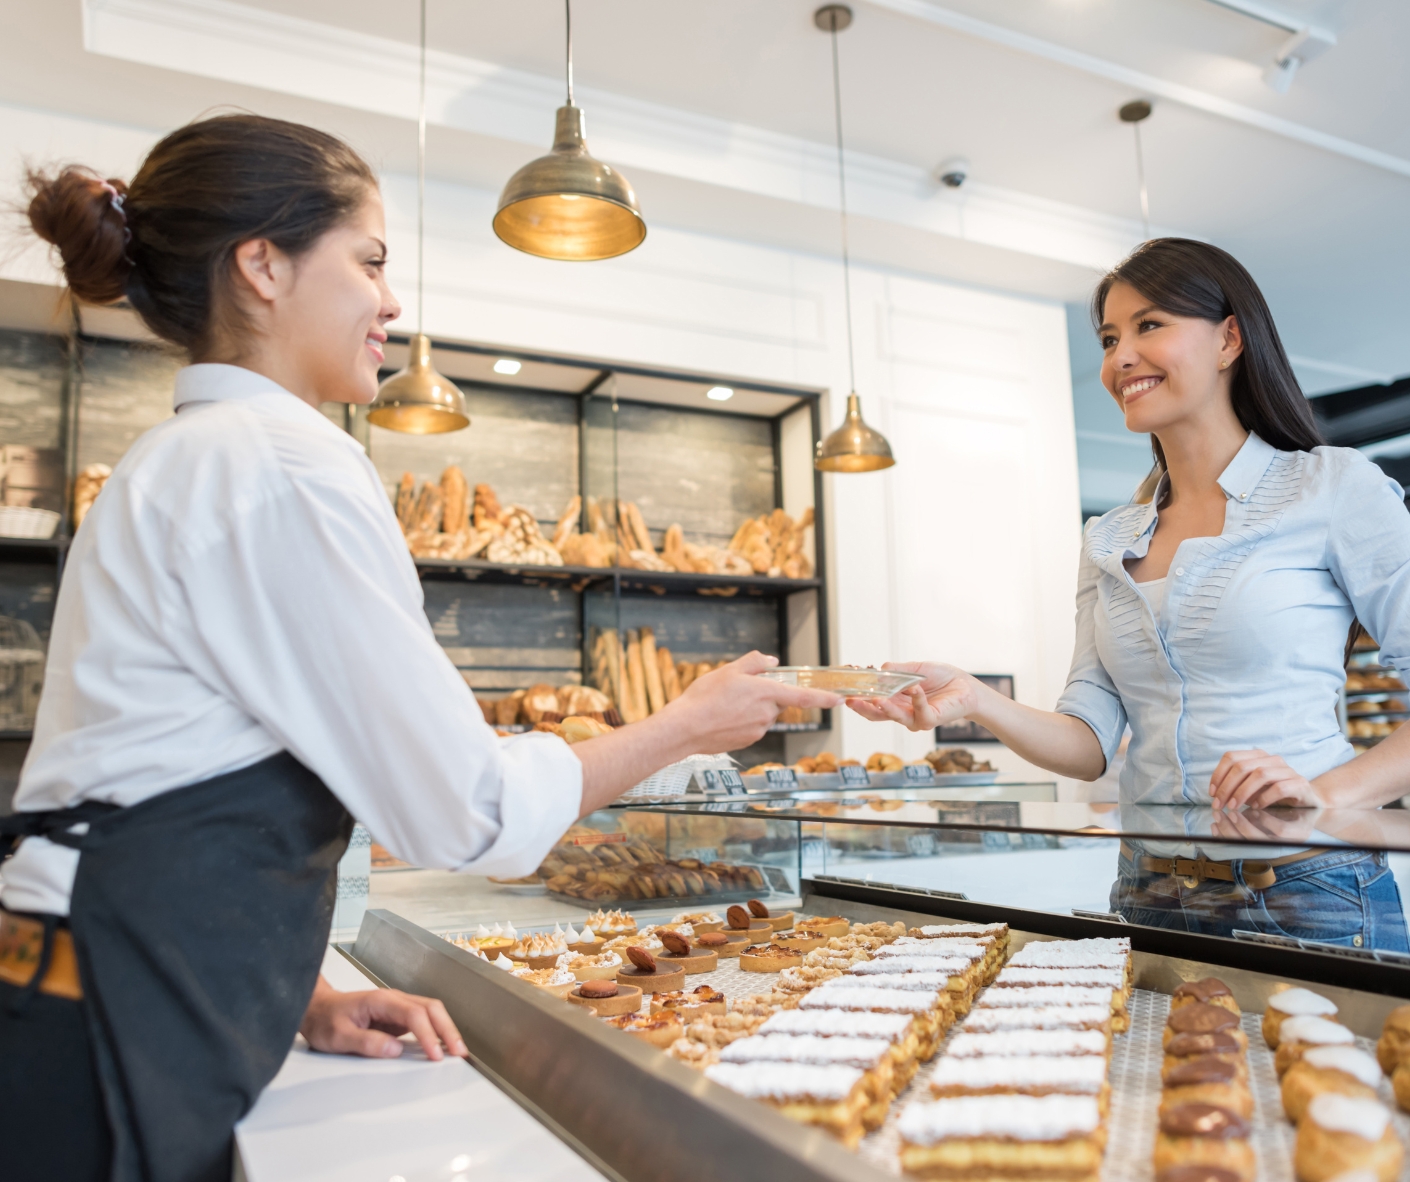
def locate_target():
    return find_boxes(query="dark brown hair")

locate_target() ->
[25,113,376,356]
[1092,238,1323,472]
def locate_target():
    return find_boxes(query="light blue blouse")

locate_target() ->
[1056,433,1410,804]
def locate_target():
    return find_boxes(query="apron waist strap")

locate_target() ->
[1119,841,1324,890]
[0,800,123,858]
[0,910,82,1006]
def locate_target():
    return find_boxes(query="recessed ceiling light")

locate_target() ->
[706,386,734,401]
[493,359,522,375]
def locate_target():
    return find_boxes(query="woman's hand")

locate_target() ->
[666,651,840,754]
[844,662,975,733]
[1210,806,1322,843]
[300,976,467,1061]
[1209,749,1323,810]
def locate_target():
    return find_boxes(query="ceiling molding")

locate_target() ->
[864,0,1410,180]
[83,0,1162,278]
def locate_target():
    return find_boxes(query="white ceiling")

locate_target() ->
[2,0,1406,393]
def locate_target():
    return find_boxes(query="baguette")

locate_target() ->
[626,501,655,555]
[659,646,683,702]
[440,466,469,534]
[640,627,667,714]
[678,660,697,691]
[624,631,649,723]
[395,473,417,531]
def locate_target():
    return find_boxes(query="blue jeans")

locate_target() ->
[1110,848,1410,953]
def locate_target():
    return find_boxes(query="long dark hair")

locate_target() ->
[1091,238,1323,477]
[25,114,376,357]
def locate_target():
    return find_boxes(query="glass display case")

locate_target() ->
[349,797,1410,1182]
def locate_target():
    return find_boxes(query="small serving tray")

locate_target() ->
[756,666,923,699]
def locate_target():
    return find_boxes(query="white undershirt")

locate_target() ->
[1136,575,1167,630]
[3,364,583,916]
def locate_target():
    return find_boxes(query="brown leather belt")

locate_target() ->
[0,910,83,1000]
[1119,841,1324,892]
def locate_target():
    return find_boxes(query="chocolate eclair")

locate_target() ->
[1158,1104,1251,1140]
[1163,1003,1247,1051]
[1171,978,1240,1016]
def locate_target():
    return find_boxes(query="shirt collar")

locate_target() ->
[1215,432,1276,502]
[172,363,300,410]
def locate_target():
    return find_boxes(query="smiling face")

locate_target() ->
[1097,280,1242,437]
[277,189,399,405]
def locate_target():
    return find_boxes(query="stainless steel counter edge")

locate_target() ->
[348,908,892,1182]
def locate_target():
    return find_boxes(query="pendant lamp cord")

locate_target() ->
[565,0,575,106]
[828,18,858,397]
[1133,119,1150,240]
[417,0,427,335]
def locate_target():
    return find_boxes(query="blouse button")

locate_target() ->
[1175,567,1185,577]
[1239,492,1248,500]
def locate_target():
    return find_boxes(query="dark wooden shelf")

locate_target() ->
[0,535,68,557]
[413,556,820,597]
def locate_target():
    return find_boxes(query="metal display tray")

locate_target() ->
[343,881,1410,1182]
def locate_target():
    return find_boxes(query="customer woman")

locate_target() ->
[849,237,1410,948]
[0,114,837,1182]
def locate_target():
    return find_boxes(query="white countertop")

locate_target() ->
[234,948,608,1182]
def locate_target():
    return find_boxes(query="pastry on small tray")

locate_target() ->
[616,945,688,993]
[740,943,805,973]
[656,929,719,975]
[1263,987,1338,1049]
[567,978,642,1016]
[1294,1094,1402,1182]
[603,1011,683,1049]
[652,985,727,1019]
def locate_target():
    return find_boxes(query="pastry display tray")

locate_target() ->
[545,886,759,911]
[343,881,1410,1182]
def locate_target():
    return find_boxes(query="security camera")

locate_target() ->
[935,157,970,189]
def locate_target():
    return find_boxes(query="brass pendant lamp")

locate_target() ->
[813,4,894,473]
[368,0,469,434]
[493,0,646,261]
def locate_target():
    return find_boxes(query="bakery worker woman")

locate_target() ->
[0,115,838,1182]
[852,238,1410,950]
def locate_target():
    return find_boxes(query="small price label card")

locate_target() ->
[903,763,936,784]
[764,767,799,788]
[839,765,871,787]
[700,769,747,795]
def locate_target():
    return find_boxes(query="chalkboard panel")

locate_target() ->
[0,562,57,644]
[77,338,181,470]
[369,383,578,526]
[0,331,65,451]
[422,580,582,691]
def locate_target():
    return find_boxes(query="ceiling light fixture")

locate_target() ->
[368,0,469,434]
[812,4,895,475]
[706,386,734,402]
[1119,99,1153,241]
[493,359,523,375]
[492,0,646,261]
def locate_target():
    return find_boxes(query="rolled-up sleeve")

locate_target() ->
[1055,522,1127,771]
[170,456,583,879]
[1326,453,1410,678]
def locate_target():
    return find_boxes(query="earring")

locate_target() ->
[1220,361,1229,369]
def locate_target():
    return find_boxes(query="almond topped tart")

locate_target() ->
[725,904,772,940]
[741,943,805,973]
[694,930,746,959]
[656,929,718,975]
[652,984,727,1019]
[747,897,795,932]
[616,945,687,993]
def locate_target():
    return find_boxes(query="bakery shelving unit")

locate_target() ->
[1344,631,1409,753]
[375,333,831,765]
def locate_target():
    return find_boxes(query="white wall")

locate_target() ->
[0,101,1083,782]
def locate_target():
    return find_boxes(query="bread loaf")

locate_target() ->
[640,627,667,714]
[473,483,503,531]
[624,631,649,723]
[659,646,683,701]
[552,495,581,550]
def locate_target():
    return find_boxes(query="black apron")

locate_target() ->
[0,751,352,1182]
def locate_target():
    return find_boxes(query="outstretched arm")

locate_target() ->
[846,661,1107,781]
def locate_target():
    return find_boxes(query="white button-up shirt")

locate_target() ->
[3,364,582,915]
[1056,432,1410,804]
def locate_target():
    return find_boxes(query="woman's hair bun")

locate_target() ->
[25,166,132,306]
